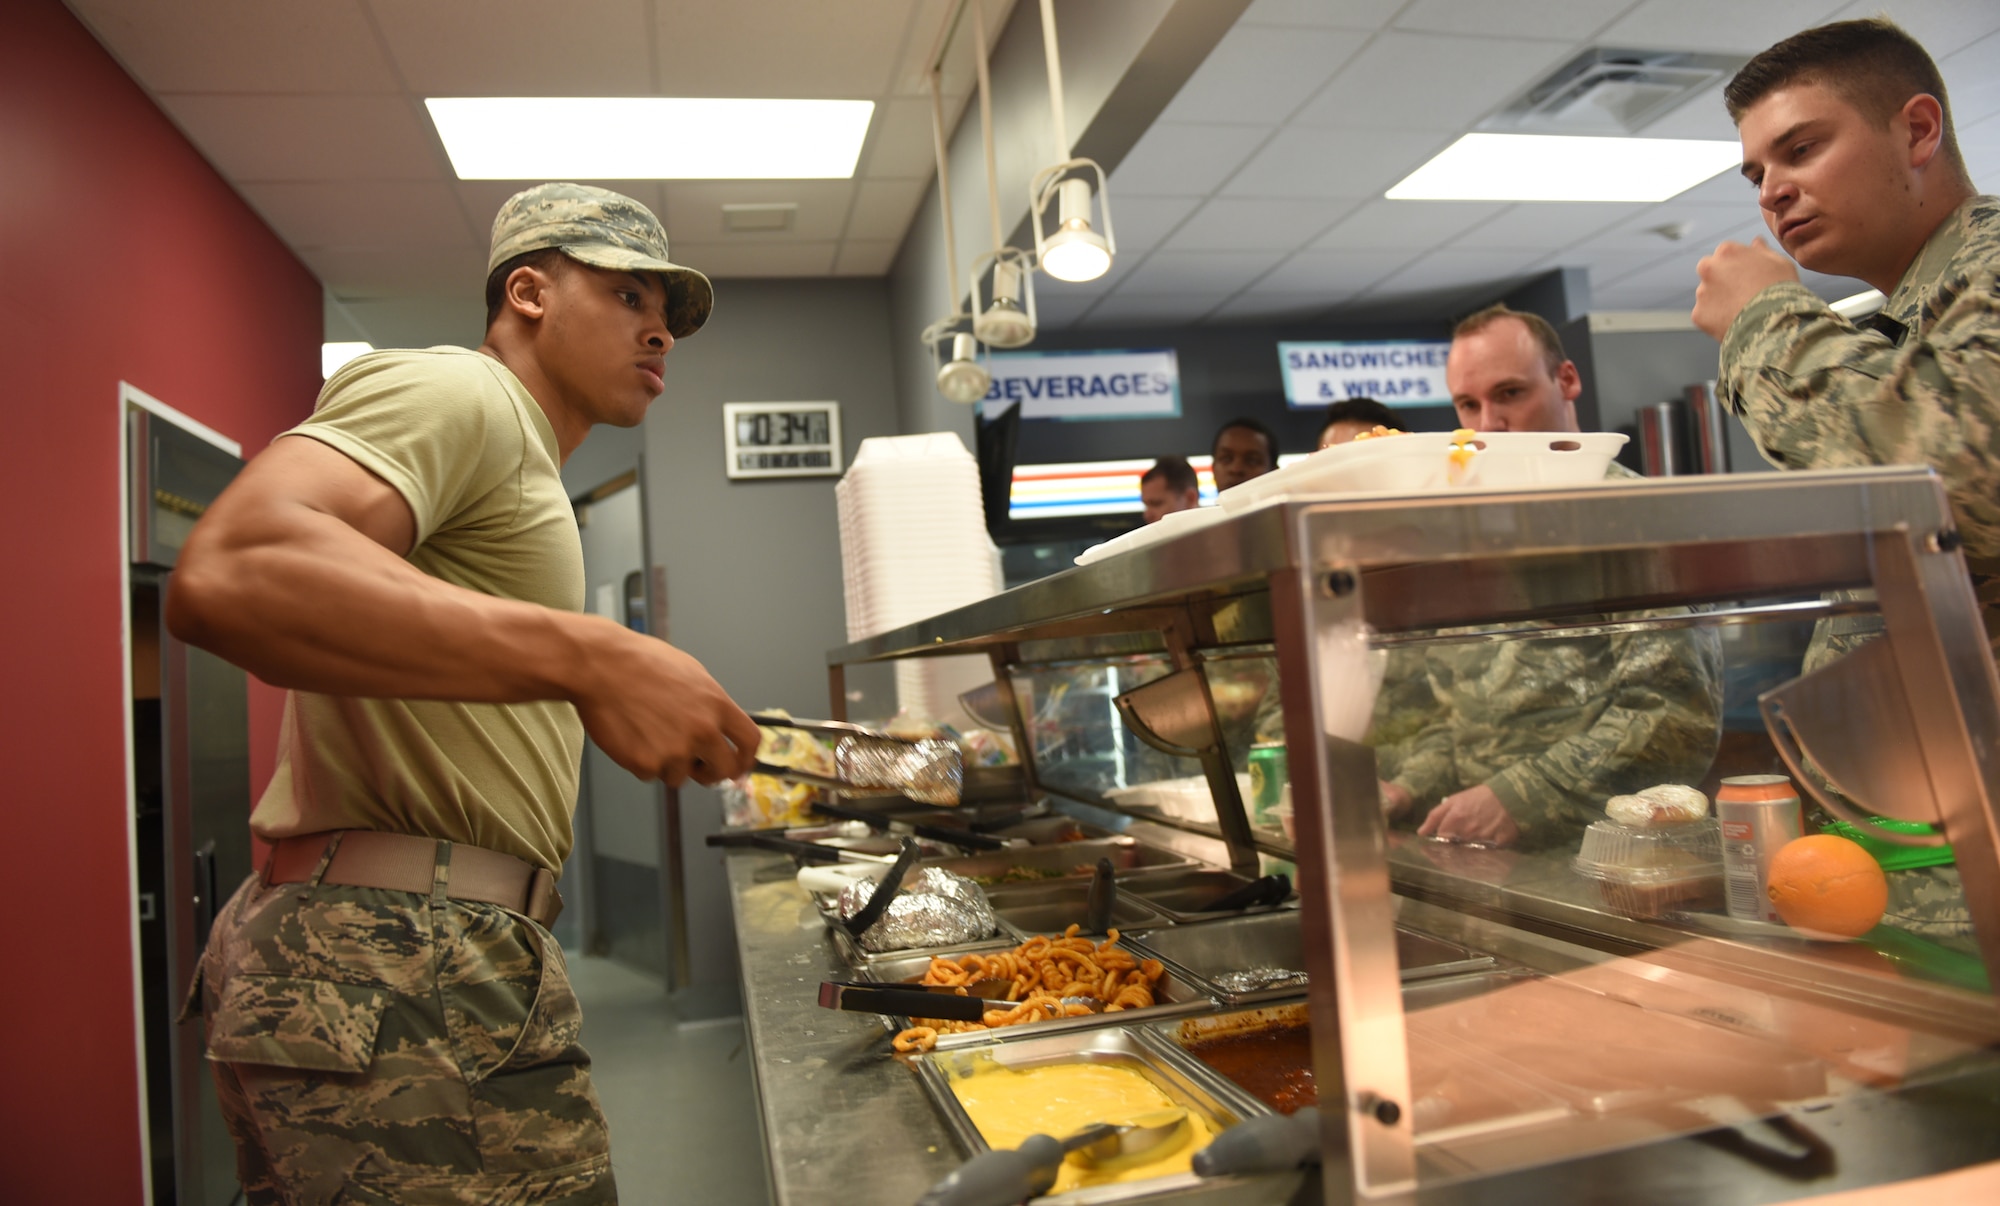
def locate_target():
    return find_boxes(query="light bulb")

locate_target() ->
[1039,177,1111,282]
[973,260,1035,347]
[936,333,991,404]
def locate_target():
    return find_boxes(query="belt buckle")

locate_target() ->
[525,867,564,929]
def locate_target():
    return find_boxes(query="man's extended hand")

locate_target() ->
[1693,237,1799,339]
[570,624,761,788]
[1416,784,1520,847]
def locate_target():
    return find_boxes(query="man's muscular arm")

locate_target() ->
[167,435,759,786]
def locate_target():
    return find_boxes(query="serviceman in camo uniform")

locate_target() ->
[1695,19,1998,949]
[169,184,760,1203]
[1375,306,1726,850]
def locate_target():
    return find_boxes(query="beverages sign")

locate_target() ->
[977,348,1180,421]
[1279,339,1452,408]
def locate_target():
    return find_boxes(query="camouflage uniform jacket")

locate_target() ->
[1718,194,2000,651]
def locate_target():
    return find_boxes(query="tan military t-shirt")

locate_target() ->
[249,346,585,872]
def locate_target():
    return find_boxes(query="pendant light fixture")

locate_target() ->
[966,0,1037,349]
[1029,0,1115,284]
[921,46,989,405]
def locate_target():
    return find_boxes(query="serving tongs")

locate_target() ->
[816,977,1012,1023]
[809,798,1008,853]
[916,1109,1191,1206]
[750,713,964,806]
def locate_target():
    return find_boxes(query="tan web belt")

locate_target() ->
[263,829,563,929]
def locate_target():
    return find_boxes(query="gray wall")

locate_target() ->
[561,276,903,1015]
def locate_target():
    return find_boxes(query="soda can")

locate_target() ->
[1247,742,1288,826]
[1717,775,1804,922]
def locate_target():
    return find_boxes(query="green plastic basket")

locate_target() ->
[1820,817,1956,871]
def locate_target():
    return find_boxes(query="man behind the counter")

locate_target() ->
[1375,306,1724,848]
[166,183,761,1203]
[1210,417,1278,492]
[1694,17,1999,655]
[1140,455,1201,523]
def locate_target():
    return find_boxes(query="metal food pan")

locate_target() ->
[1122,912,1495,1006]
[924,838,1196,885]
[987,881,1168,939]
[862,944,1217,1051]
[910,1026,1259,1176]
[1116,867,1295,924]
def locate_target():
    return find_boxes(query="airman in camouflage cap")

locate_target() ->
[490,182,713,338]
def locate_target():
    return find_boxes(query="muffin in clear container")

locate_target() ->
[1572,818,1724,919]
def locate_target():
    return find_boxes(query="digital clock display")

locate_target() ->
[735,410,831,447]
[722,401,842,480]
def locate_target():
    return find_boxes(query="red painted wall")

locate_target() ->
[0,2,321,1199]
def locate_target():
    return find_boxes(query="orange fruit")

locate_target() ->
[1766,834,1888,938]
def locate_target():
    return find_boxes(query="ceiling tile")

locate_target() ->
[1448,202,1643,251]
[236,181,479,249]
[845,178,930,241]
[1031,288,1103,329]
[64,0,400,93]
[1162,198,1346,252]
[305,243,491,298]
[1942,30,2000,128]
[1961,115,2000,189]
[1828,1,2000,52]
[1078,291,1237,328]
[653,2,919,96]
[833,240,900,276]
[1595,249,1710,297]
[331,294,487,351]
[1314,200,1506,251]
[1250,247,1417,293]
[158,94,446,181]
[454,181,669,234]
[1113,250,1288,294]
[1796,266,1874,302]
[1393,0,1638,39]
[1658,166,1761,208]
[1158,25,1371,125]
[1111,123,1270,197]
[669,241,840,278]
[1239,0,1406,28]
[1534,247,1679,286]
[1102,196,1204,253]
[1638,83,1739,140]
[1574,202,1761,254]
[661,180,857,241]
[1370,248,1546,294]
[1224,127,1453,199]
[370,0,654,95]
[857,98,942,179]
[1597,1,1851,54]
[1293,31,1576,131]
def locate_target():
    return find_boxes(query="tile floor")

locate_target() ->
[568,954,775,1205]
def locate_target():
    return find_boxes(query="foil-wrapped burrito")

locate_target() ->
[838,867,997,953]
[836,736,964,806]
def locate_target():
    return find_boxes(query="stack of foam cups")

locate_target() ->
[835,433,1003,729]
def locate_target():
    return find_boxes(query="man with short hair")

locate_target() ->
[168,183,761,1203]
[1317,397,1398,449]
[1694,17,1996,948]
[1376,305,1724,848]
[1139,455,1200,523]
[1210,417,1277,491]
[1695,17,1998,654]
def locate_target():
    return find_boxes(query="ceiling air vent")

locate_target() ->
[1481,48,1748,136]
[722,203,797,233]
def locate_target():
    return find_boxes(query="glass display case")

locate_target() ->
[826,465,2000,1203]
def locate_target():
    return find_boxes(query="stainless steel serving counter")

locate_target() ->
[725,849,1311,1206]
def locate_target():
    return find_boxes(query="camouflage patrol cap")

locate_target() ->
[488,182,713,337]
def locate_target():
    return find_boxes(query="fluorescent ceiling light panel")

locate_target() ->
[1386,133,1742,203]
[426,98,873,179]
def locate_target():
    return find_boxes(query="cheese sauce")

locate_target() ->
[948,1060,1216,1192]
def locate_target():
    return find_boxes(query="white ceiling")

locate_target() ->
[61,0,2000,344]
[1039,0,2000,329]
[62,0,1018,317]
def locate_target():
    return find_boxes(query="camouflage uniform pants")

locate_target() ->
[186,872,616,1204]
